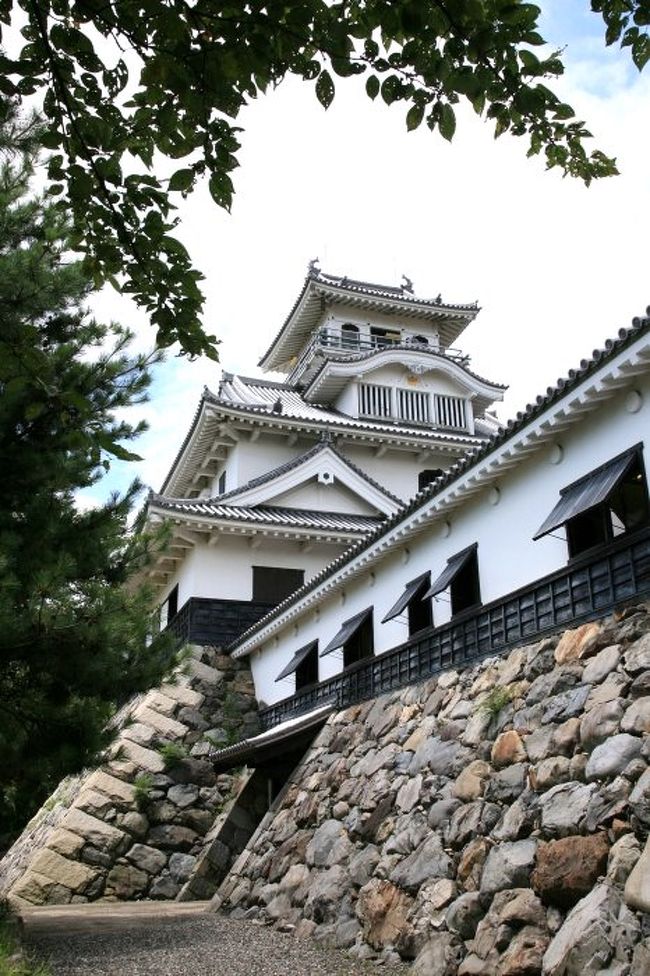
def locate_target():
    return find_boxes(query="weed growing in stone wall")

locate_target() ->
[132,774,154,812]
[477,684,517,718]
[158,743,188,770]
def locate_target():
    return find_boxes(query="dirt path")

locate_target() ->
[21,904,410,976]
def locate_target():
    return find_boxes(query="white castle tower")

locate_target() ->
[144,265,505,647]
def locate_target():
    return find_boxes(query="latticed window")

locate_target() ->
[433,394,467,429]
[397,388,430,424]
[359,383,392,418]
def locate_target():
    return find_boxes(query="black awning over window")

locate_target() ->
[275,640,318,682]
[533,447,639,541]
[381,573,431,623]
[423,545,477,599]
[321,608,372,657]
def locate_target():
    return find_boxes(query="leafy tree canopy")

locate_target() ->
[0,101,176,842]
[1,1,648,359]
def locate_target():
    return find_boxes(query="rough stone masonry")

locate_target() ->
[216,603,650,975]
[1,645,260,906]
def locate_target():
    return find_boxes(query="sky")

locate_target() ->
[77,2,650,508]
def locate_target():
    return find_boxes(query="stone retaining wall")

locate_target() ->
[1,645,259,907]
[217,604,650,974]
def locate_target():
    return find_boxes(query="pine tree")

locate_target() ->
[0,102,176,845]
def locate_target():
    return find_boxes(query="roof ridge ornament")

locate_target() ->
[308,257,321,277]
[401,274,414,294]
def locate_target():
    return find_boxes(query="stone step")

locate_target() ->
[19,899,211,936]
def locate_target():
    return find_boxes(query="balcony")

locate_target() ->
[358,383,470,431]
[259,526,650,730]
[315,325,469,363]
[165,597,274,648]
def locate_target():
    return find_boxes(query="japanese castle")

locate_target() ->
[145,267,650,728]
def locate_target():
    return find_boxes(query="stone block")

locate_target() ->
[167,783,200,809]
[305,819,352,868]
[8,870,72,907]
[29,848,100,894]
[623,633,650,674]
[146,824,198,851]
[119,739,166,773]
[629,767,650,823]
[126,843,168,875]
[84,770,136,805]
[144,690,179,715]
[532,834,609,908]
[390,834,452,891]
[62,808,126,853]
[73,790,114,818]
[132,705,188,739]
[186,659,224,685]
[585,733,642,781]
[621,697,650,734]
[542,883,639,976]
[624,835,650,913]
[554,622,602,664]
[149,873,181,899]
[45,828,85,859]
[480,839,537,895]
[582,644,621,685]
[168,757,216,786]
[452,760,491,801]
[122,723,156,746]
[169,852,197,884]
[491,730,527,767]
[160,682,205,708]
[105,863,149,898]
[580,700,624,751]
[539,781,597,837]
[356,878,414,950]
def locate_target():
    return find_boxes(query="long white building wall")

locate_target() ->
[251,374,650,706]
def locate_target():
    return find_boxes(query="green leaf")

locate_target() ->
[406,103,424,131]
[208,172,234,210]
[439,103,456,141]
[315,69,335,109]
[365,75,380,100]
[168,168,194,192]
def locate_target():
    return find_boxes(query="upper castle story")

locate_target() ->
[156,267,506,512]
[254,263,504,437]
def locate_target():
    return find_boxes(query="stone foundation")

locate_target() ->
[217,604,650,973]
[1,645,259,907]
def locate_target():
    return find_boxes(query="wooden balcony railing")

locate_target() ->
[259,526,650,730]
[165,597,274,648]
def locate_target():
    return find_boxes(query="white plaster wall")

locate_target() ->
[269,479,378,515]
[208,436,311,496]
[323,305,444,346]
[252,378,650,706]
[357,363,468,397]
[343,445,459,502]
[335,384,358,418]
[168,536,345,605]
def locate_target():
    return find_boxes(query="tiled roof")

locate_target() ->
[229,306,650,652]
[148,497,382,534]
[204,386,487,443]
[311,271,479,311]
[158,382,485,497]
[302,344,507,399]
[215,440,403,507]
[258,268,480,370]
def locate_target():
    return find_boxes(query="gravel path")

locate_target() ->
[26,914,411,976]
